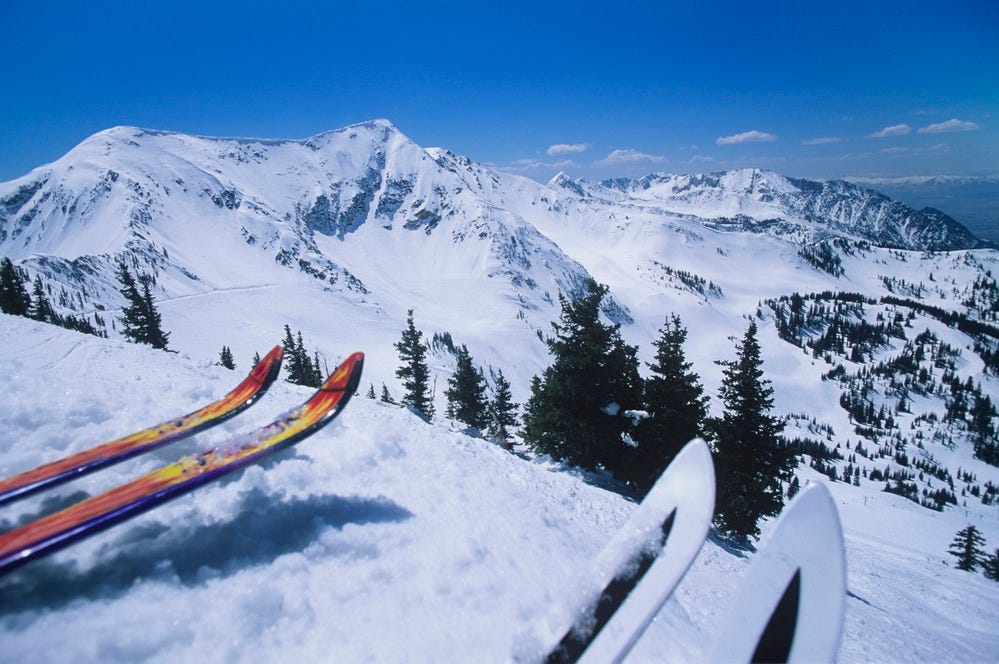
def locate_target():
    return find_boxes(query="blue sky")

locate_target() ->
[1,0,996,183]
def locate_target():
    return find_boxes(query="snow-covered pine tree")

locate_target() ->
[0,257,31,316]
[629,314,708,495]
[948,525,987,571]
[395,309,434,420]
[487,368,518,447]
[522,279,642,476]
[708,321,796,542]
[445,344,489,431]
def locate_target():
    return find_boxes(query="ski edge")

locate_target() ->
[0,345,284,505]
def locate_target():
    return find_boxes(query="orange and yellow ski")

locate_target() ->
[0,346,284,506]
[0,352,363,575]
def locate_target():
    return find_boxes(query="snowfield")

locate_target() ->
[1,315,997,662]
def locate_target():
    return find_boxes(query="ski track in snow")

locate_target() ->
[1,316,998,662]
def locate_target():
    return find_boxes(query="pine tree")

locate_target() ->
[139,278,170,350]
[116,263,169,349]
[522,280,642,476]
[487,369,519,446]
[0,257,31,316]
[219,345,236,370]
[380,384,396,404]
[983,548,999,581]
[281,326,321,387]
[948,525,987,571]
[395,309,434,420]
[708,321,796,542]
[366,384,377,400]
[628,315,708,494]
[282,325,305,384]
[445,345,489,430]
[28,276,54,323]
[252,351,262,366]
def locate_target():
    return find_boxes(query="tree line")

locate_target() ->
[393,280,796,543]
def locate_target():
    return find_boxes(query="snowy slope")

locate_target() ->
[1,121,998,660]
[1,316,997,662]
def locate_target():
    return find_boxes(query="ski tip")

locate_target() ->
[249,345,285,388]
[323,352,365,395]
[710,480,846,664]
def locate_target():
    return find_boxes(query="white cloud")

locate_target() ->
[594,149,667,167]
[689,155,715,163]
[546,143,590,156]
[716,130,777,146]
[866,124,911,139]
[917,118,979,134]
[801,136,843,145]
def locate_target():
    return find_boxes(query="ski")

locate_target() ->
[0,345,285,506]
[709,482,845,663]
[542,438,715,664]
[0,351,364,576]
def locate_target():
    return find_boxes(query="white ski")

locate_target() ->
[709,482,846,663]
[543,438,716,663]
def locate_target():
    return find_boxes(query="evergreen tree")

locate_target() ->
[0,257,31,316]
[948,525,987,571]
[708,321,795,542]
[116,263,169,349]
[28,276,54,323]
[139,279,170,350]
[522,280,642,476]
[983,548,999,581]
[445,344,489,430]
[282,325,306,384]
[628,315,708,494]
[218,345,236,370]
[252,351,262,366]
[395,309,434,420]
[281,326,322,387]
[487,369,519,446]
[366,384,377,400]
[312,350,325,385]
[380,384,396,404]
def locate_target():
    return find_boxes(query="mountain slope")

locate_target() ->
[0,315,997,662]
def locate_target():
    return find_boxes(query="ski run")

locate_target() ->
[1,316,998,660]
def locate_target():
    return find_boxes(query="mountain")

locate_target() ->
[1,120,998,660]
[845,175,999,246]
[549,169,992,250]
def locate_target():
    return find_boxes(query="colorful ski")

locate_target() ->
[709,482,845,663]
[542,439,716,664]
[0,351,363,575]
[0,345,285,506]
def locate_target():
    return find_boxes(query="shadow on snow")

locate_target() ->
[0,488,412,616]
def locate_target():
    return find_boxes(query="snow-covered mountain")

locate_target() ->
[551,169,991,251]
[1,120,998,660]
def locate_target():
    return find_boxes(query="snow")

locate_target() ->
[1,315,998,662]
[1,120,999,660]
